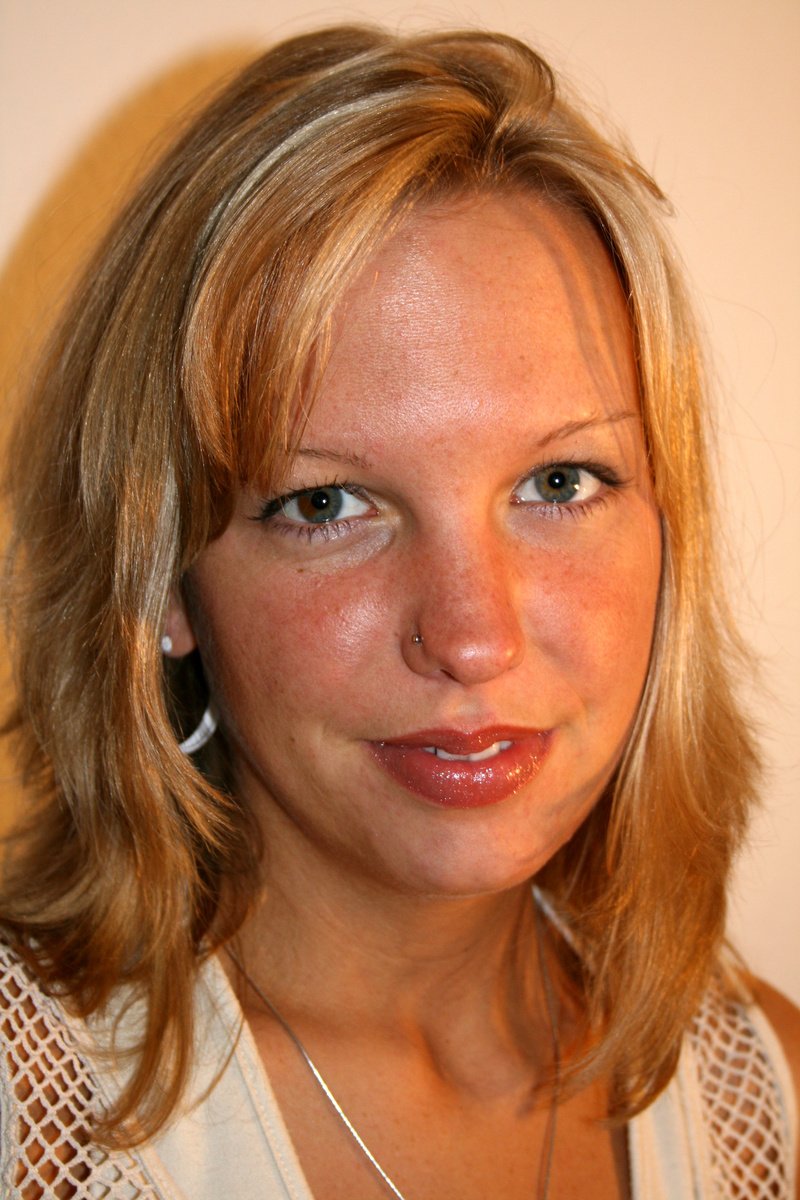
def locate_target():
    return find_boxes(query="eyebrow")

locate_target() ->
[533,410,639,447]
[294,446,374,470]
[294,411,638,467]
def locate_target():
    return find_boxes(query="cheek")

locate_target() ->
[277,571,390,672]
[195,563,394,726]
[523,520,661,699]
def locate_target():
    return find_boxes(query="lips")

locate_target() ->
[369,726,551,808]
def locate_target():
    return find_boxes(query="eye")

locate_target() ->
[266,485,372,525]
[514,464,604,506]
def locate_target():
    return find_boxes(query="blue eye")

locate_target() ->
[514,465,603,505]
[264,485,372,525]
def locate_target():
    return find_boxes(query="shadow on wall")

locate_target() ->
[0,45,259,837]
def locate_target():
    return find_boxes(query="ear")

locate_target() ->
[162,588,197,658]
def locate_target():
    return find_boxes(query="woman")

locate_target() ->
[0,25,797,1200]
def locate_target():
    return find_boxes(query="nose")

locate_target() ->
[401,534,526,685]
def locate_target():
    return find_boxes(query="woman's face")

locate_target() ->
[173,192,662,899]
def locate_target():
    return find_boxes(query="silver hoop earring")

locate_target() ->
[179,704,218,755]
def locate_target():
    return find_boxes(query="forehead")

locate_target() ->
[314,191,639,445]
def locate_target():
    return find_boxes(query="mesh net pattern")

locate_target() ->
[0,941,160,1199]
[689,977,793,1199]
[0,939,794,1198]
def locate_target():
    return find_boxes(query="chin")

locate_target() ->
[378,838,562,901]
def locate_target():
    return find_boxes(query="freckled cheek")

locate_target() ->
[206,570,392,717]
[519,541,660,688]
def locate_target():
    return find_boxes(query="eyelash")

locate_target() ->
[514,460,627,522]
[254,462,627,541]
[254,480,371,542]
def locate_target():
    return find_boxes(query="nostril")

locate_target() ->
[402,619,525,685]
[402,544,526,684]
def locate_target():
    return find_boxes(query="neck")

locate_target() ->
[226,901,563,1200]
[228,858,574,1088]
[245,875,532,998]
[224,767,578,1080]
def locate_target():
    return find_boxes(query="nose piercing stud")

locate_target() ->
[412,633,424,645]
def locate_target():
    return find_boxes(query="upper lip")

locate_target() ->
[375,726,546,755]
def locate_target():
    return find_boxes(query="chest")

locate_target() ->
[248,1013,630,1200]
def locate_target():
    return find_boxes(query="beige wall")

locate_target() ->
[1,1,798,1002]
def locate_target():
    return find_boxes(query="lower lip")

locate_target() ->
[368,734,552,808]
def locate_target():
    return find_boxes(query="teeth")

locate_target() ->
[421,740,511,762]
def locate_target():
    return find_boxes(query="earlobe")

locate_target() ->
[162,589,197,658]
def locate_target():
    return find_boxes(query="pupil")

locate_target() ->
[297,487,343,523]
[535,465,581,503]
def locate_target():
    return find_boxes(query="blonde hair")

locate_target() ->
[2,25,758,1141]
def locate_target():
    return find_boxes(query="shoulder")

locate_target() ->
[0,931,78,1054]
[688,971,798,1113]
[750,976,800,1077]
[0,933,166,1199]
[0,933,89,1191]
[0,930,60,1037]
[749,976,800,1146]
[691,963,800,1077]
[684,969,799,1199]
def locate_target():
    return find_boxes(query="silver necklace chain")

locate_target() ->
[228,900,560,1200]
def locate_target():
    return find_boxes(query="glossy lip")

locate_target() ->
[369,726,552,808]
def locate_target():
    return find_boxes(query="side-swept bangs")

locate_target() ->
[165,29,684,540]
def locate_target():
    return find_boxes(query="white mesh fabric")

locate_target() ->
[689,977,794,1199]
[0,940,160,1199]
[0,936,795,1199]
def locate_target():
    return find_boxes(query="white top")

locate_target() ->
[0,940,796,1198]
